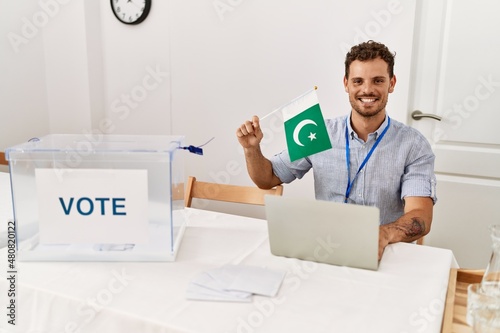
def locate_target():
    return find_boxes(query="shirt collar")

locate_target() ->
[347,114,389,141]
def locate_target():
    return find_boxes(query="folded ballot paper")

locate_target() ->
[186,265,286,302]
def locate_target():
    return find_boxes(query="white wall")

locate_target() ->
[0,1,51,150]
[1,0,417,217]
[43,0,93,133]
[99,0,172,136]
[0,0,97,149]
[168,0,417,216]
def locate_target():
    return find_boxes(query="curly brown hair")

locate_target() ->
[344,40,396,79]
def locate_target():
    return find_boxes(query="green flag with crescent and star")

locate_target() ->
[282,88,332,161]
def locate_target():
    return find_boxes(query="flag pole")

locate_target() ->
[259,86,318,121]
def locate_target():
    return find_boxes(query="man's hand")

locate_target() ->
[236,115,263,149]
[235,115,281,189]
[378,227,391,260]
[377,197,433,260]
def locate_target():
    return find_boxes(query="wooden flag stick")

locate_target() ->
[259,86,318,121]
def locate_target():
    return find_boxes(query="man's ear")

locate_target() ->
[389,75,397,93]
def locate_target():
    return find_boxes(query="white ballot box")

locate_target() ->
[6,134,187,261]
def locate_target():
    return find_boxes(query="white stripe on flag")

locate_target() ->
[260,86,318,121]
[281,88,319,122]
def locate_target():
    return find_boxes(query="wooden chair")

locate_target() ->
[0,152,8,167]
[184,176,283,208]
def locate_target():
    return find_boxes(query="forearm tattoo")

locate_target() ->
[389,217,426,240]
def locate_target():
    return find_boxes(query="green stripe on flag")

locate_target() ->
[284,104,332,161]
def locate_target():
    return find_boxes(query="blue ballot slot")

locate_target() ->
[6,134,187,261]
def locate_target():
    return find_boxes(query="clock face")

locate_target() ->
[111,0,151,25]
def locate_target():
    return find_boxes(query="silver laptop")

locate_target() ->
[264,195,380,270]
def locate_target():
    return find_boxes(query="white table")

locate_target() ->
[0,203,457,333]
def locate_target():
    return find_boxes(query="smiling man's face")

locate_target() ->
[343,57,396,119]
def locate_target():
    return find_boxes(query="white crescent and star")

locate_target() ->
[293,119,318,146]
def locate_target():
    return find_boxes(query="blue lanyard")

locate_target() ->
[344,116,391,203]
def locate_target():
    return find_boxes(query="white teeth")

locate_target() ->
[360,98,376,103]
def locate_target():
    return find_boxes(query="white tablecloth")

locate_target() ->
[0,206,457,333]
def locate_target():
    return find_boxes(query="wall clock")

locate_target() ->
[111,0,152,25]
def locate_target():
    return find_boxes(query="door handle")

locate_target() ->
[411,110,442,121]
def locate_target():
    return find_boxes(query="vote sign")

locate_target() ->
[36,169,149,244]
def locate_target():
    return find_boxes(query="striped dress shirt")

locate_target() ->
[270,114,437,225]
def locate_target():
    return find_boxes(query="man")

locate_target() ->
[236,40,436,259]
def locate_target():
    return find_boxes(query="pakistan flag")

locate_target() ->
[282,88,332,161]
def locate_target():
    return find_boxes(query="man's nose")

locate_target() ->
[361,82,374,94]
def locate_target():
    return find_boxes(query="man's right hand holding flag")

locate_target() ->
[236,115,282,190]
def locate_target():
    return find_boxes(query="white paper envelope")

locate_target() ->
[225,265,286,297]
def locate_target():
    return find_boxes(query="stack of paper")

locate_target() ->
[186,265,286,302]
